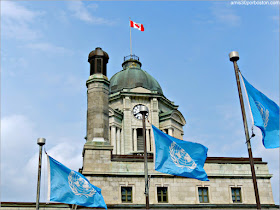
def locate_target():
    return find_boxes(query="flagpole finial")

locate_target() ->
[229,51,239,62]
[37,138,46,146]
[36,137,46,210]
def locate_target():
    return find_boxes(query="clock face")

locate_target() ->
[132,104,149,120]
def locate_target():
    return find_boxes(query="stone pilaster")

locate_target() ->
[151,98,159,127]
[146,129,150,152]
[150,98,158,152]
[123,96,132,154]
[116,127,121,154]
[168,128,173,137]
[133,128,137,152]
[111,125,116,154]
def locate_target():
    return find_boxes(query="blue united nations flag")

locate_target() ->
[241,74,279,149]
[152,125,209,181]
[47,155,107,209]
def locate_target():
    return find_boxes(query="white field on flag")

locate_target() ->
[130,20,144,31]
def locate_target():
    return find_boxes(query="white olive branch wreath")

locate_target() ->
[68,171,96,198]
[169,142,197,170]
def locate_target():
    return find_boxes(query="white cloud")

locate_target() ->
[1,115,83,202]
[192,15,215,25]
[1,56,28,77]
[88,3,99,11]
[67,1,115,25]
[1,115,38,156]
[1,1,44,40]
[211,3,241,26]
[207,103,279,204]
[24,42,73,55]
[192,3,241,27]
[1,115,38,201]
[251,129,280,204]
[3,19,39,40]
[1,1,38,21]
[45,141,83,171]
[56,10,69,25]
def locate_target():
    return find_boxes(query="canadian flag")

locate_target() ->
[130,20,144,31]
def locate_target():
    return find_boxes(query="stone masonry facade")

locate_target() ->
[81,147,275,206]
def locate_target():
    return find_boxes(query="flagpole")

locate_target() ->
[140,106,149,209]
[129,17,132,57]
[36,138,46,210]
[229,51,261,210]
[240,73,255,126]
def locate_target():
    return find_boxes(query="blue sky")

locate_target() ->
[1,0,279,205]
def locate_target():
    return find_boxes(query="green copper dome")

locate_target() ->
[109,57,163,95]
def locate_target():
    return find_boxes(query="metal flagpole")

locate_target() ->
[229,51,261,210]
[129,17,132,57]
[240,73,255,126]
[140,106,149,209]
[36,138,46,210]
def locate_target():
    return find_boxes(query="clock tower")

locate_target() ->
[108,55,186,155]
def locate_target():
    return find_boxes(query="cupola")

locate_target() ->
[88,47,109,76]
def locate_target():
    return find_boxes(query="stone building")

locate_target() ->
[81,47,277,209]
[2,47,278,210]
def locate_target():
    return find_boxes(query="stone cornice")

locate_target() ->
[109,91,179,110]
[111,155,267,164]
[109,107,123,121]
[81,171,273,179]
[82,142,113,157]
[86,74,110,87]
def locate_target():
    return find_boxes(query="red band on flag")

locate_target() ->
[140,24,144,31]
[130,20,144,32]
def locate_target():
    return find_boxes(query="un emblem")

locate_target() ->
[256,101,269,129]
[68,171,96,197]
[169,142,197,169]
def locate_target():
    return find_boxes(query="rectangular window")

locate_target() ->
[231,187,242,203]
[137,128,144,151]
[121,187,132,203]
[198,187,209,203]
[157,187,168,203]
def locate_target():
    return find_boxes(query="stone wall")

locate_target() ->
[82,148,274,205]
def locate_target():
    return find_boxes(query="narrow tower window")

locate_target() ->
[137,128,144,151]
[96,58,102,73]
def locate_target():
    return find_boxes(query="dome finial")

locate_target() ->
[124,54,139,62]
[122,54,142,69]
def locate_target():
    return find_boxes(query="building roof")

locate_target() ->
[109,58,163,95]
